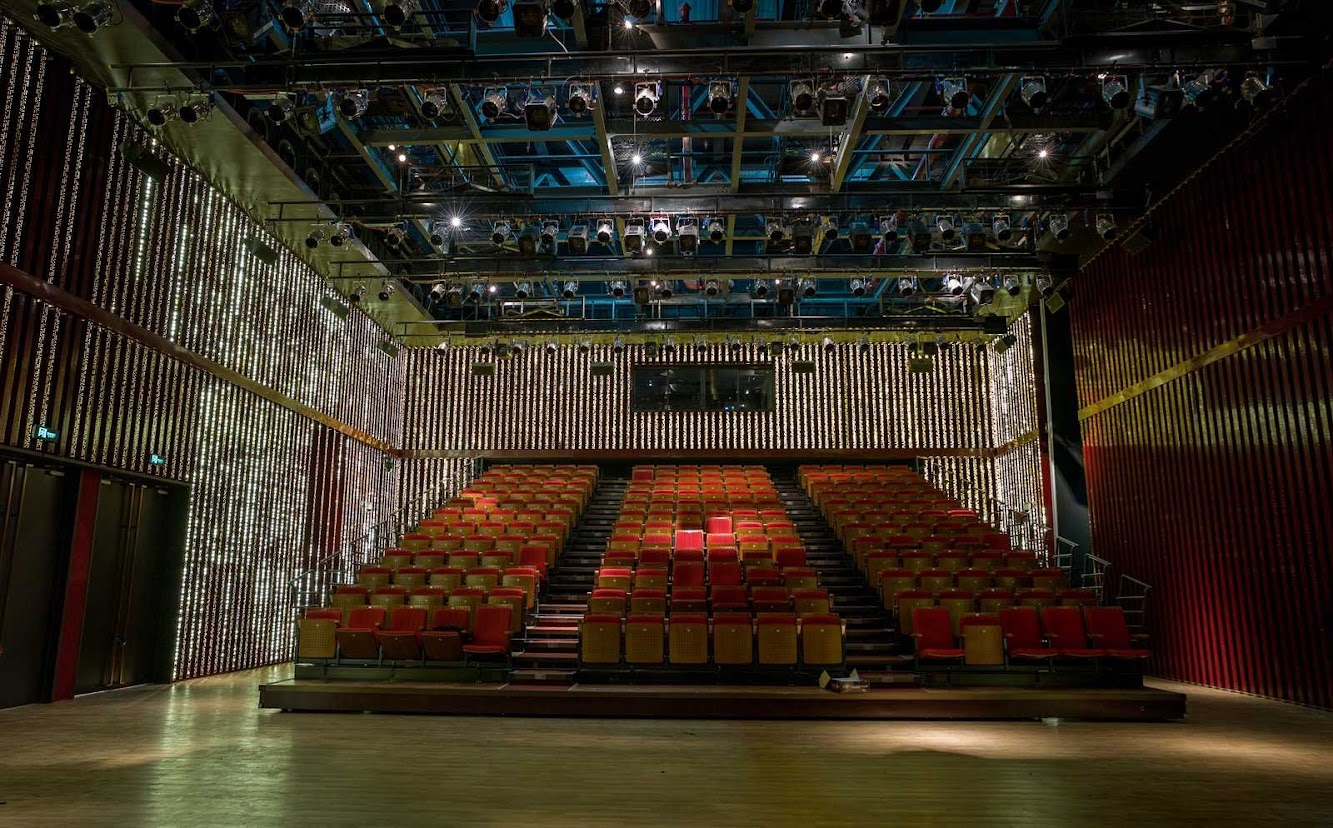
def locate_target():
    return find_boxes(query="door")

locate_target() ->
[0,459,76,708]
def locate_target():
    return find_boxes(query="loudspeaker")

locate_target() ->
[1121,225,1158,255]
[633,287,652,305]
[472,363,495,377]
[777,287,795,305]
[791,360,816,374]
[1045,292,1067,314]
[243,236,280,265]
[909,357,934,374]
[377,340,401,359]
[319,295,350,319]
[590,362,614,376]
[120,141,170,183]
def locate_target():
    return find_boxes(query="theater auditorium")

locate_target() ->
[0,0,1330,823]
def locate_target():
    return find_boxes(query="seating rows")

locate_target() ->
[298,604,516,663]
[579,612,845,668]
[912,605,1151,666]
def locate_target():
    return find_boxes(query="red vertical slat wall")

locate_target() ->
[1073,72,1333,708]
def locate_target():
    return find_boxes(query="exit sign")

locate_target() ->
[149,454,167,466]
[35,426,58,441]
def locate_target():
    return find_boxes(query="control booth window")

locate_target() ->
[631,365,776,412]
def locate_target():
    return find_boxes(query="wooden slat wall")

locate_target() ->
[1074,72,1333,708]
[0,22,411,679]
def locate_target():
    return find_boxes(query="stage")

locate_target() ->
[258,679,1186,721]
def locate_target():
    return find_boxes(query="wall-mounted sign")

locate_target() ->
[35,425,58,441]
[149,454,167,466]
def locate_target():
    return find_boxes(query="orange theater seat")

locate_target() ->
[751,587,790,614]
[756,614,799,666]
[672,561,705,589]
[669,614,710,665]
[708,561,743,587]
[579,614,622,665]
[710,585,749,613]
[624,615,665,664]
[588,588,627,615]
[629,589,667,615]
[800,614,844,667]
[462,605,513,660]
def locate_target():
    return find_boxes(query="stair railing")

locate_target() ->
[1116,574,1153,635]
[1082,553,1112,601]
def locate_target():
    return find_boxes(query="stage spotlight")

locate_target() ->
[657,281,674,299]
[338,89,370,120]
[596,220,614,244]
[963,221,986,252]
[650,218,672,244]
[767,339,784,356]
[551,0,576,19]
[477,0,508,23]
[969,278,995,306]
[822,336,836,353]
[178,97,212,124]
[850,278,868,297]
[279,0,311,30]
[1102,74,1130,110]
[517,225,541,255]
[943,274,964,296]
[623,221,645,253]
[578,338,592,353]
[1019,76,1048,111]
[906,218,931,251]
[677,222,699,254]
[694,336,709,352]
[480,88,507,120]
[1049,213,1071,241]
[849,222,872,252]
[940,77,970,111]
[540,221,559,245]
[377,279,395,301]
[304,228,325,249]
[790,80,816,115]
[789,222,813,254]
[728,335,744,352]
[428,220,448,247]
[799,278,817,298]
[512,0,547,36]
[819,217,839,242]
[385,225,408,250]
[609,280,628,298]
[1095,213,1117,241]
[514,282,532,299]
[820,87,849,126]
[1182,73,1216,108]
[992,214,1012,241]
[896,277,916,296]
[634,83,660,116]
[936,215,955,241]
[708,81,733,116]
[612,336,626,354]
[35,1,78,30]
[267,96,296,124]
[429,282,448,303]
[177,0,218,32]
[753,280,770,299]
[146,100,178,128]
[567,83,591,115]
[879,215,898,241]
[706,219,726,243]
[466,283,485,303]
[766,219,788,243]
[919,275,942,292]
[545,340,559,353]
[1002,276,1021,297]
[567,225,588,254]
[704,279,722,297]
[490,221,512,246]
[348,283,368,302]
[816,0,840,18]
[1240,73,1276,109]
[383,0,418,28]
[866,78,891,111]
[524,89,556,131]
[731,0,753,12]
[420,91,450,120]
[72,0,113,33]
[562,281,578,299]
[329,223,352,247]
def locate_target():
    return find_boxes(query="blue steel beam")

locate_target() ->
[940,74,1018,190]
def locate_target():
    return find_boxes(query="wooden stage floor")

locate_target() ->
[258,678,1187,720]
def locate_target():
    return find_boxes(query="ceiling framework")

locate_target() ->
[12,0,1323,340]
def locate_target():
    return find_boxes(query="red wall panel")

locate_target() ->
[1075,72,1333,708]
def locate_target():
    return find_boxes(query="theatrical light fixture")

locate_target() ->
[849,222,872,252]
[385,225,408,250]
[177,96,212,124]
[35,1,78,30]
[267,96,295,124]
[382,0,418,28]
[596,220,614,244]
[896,277,916,296]
[567,84,591,115]
[907,218,931,251]
[429,282,448,303]
[936,215,955,241]
[819,87,849,126]
[657,281,674,299]
[943,274,964,296]
[694,336,709,352]
[517,225,541,255]
[677,221,699,254]
[514,282,532,299]
[476,0,508,23]
[551,0,576,20]
[791,222,814,254]
[707,219,726,243]
[766,219,788,243]
[71,0,113,33]
[728,335,744,352]
[562,281,578,299]
[650,218,672,244]
[176,0,218,32]
[992,214,1012,241]
[941,77,970,111]
[963,221,986,252]
[969,278,995,306]
[1019,76,1049,110]
[481,88,507,120]
[609,280,628,298]
[810,151,822,163]
[420,91,450,120]
[1049,213,1071,241]
[819,217,839,242]
[1240,73,1276,109]
[490,221,512,245]
[146,99,178,128]
[348,283,368,302]
[578,338,593,353]
[428,220,448,247]
[1101,74,1130,110]
[524,89,557,131]
[338,89,370,120]
[879,215,898,241]
[704,279,722,297]
[466,283,485,303]
[850,278,868,297]
[753,280,770,299]
[328,223,351,247]
[377,279,395,301]
[624,221,646,253]
[816,0,841,18]
[1096,213,1118,241]
[732,0,753,12]
[822,336,836,353]
[450,215,463,229]
[634,83,660,116]
[790,81,816,115]
[865,78,891,110]
[279,0,311,30]
[545,340,559,354]
[613,336,626,354]
[1182,73,1216,108]
[540,221,559,245]
[630,152,643,166]
[567,225,588,254]
[799,278,817,298]
[708,81,733,116]
[304,228,325,249]
[512,0,548,36]
[1002,276,1021,297]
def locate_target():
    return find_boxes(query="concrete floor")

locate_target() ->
[1,667,1330,826]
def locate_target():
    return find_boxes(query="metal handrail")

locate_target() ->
[1082,553,1112,601]
[1054,535,1079,574]
[1116,574,1153,634]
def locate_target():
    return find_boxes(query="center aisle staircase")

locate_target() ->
[767,472,908,672]
[510,475,629,683]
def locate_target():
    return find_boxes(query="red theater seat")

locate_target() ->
[708,561,743,587]
[462,605,512,658]
[670,587,708,613]
[912,607,965,662]
[377,607,428,660]
[710,585,749,612]
[336,607,387,659]
[998,607,1057,662]
[421,608,470,661]
[672,561,705,588]
[1041,606,1105,658]
[1084,606,1152,660]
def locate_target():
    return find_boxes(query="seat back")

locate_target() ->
[624,615,665,664]
[668,614,709,665]
[912,607,956,651]
[502,569,538,608]
[960,613,1004,665]
[998,606,1043,649]
[708,561,743,586]
[387,606,428,632]
[919,569,953,594]
[629,589,667,615]
[579,614,622,664]
[782,568,818,591]
[1042,605,1091,649]
[447,588,486,625]
[430,607,471,633]
[588,588,627,615]
[297,619,337,659]
[672,561,705,588]
[710,584,749,611]
[634,567,669,591]
[977,588,1015,614]
[670,587,708,612]
[393,566,428,588]
[596,567,633,591]
[955,569,991,592]
[429,567,464,591]
[408,587,446,612]
[1030,568,1066,591]
[800,613,844,666]
[1017,589,1057,610]
[488,588,526,633]
[751,587,790,613]
[465,567,501,591]
[711,613,753,665]
[792,589,830,616]
[937,590,975,636]
[472,604,512,648]
[894,591,935,636]
[756,615,798,665]
[347,606,387,630]
[1058,589,1099,607]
